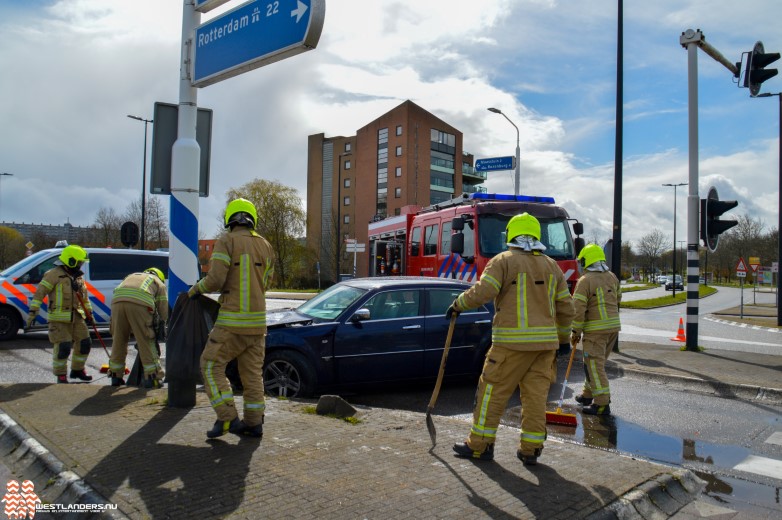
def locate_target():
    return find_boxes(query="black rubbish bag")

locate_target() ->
[166,292,220,407]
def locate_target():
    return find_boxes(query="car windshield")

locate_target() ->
[478,214,574,260]
[296,284,367,320]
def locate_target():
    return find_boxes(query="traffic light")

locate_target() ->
[700,187,738,253]
[742,41,780,97]
[120,221,139,248]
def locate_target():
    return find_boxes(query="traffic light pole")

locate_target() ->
[679,29,740,352]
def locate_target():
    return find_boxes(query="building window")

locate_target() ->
[394,208,401,216]
[395,166,401,177]
[395,187,401,198]
[344,196,350,206]
[343,214,350,224]
[396,125,402,136]
[205,245,210,251]
[345,160,351,170]
[345,142,351,152]
[396,145,402,156]
[344,178,350,188]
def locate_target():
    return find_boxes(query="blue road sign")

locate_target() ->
[475,156,516,172]
[193,0,325,88]
[195,0,232,14]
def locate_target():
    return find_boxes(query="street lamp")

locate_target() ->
[335,151,352,281]
[0,172,12,223]
[756,92,782,326]
[487,107,520,196]
[663,182,687,297]
[127,114,153,249]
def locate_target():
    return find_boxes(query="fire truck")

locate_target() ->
[367,193,585,292]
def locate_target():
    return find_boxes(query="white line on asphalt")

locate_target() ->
[765,432,782,446]
[734,455,782,479]
[620,325,781,347]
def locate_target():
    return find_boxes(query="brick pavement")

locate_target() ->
[1,382,705,519]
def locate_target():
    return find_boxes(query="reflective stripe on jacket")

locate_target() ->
[29,266,90,323]
[112,272,169,321]
[196,227,275,334]
[572,271,621,333]
[454,249,574,351]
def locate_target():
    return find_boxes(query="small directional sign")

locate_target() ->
[475,156,516,172]
[193,0,325,87]
[346,242,366,253]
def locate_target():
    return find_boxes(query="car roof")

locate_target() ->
[339,276,472,291]
[41,248,168,256]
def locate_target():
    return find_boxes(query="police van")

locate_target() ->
[0,247,168,340]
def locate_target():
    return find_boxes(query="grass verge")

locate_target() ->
[621,285,717,309]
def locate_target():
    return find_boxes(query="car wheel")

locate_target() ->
[0,307,20,341]
[263,350,316,398]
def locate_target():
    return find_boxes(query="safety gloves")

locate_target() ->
[26,312,36,329]
[570,330,581,346]
[445,304,460,320]
[187,286,200,300]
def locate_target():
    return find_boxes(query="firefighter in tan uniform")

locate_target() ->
[571,244,621,416]
[187,198,275,439]
[108,267,169,388]
[26,245,94,384]
[449,213,574,465]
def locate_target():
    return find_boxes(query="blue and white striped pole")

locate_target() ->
[169,1,201,304]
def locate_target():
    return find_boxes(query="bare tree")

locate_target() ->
[0,226,27,269]
[636,228,667,281]
[92,207,123,247]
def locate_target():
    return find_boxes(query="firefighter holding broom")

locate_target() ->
[26,245,94,384]
[107,267,168,388]
[447,213,574,466]
[571,244,621,416]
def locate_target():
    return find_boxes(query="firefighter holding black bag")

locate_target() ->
[187,198,275,439]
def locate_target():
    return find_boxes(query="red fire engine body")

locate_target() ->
[367,193,584,292]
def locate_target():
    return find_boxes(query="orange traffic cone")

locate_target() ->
[671,318,686,342]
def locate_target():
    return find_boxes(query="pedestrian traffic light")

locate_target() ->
[120,221,139,248]
[742,41,780,97]
[700,187,738,253]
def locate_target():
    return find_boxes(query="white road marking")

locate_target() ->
[734,455,782,479]
[765,431,782,446]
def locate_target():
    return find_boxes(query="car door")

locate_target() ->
[423,287,492,376]
[332,289,425,384]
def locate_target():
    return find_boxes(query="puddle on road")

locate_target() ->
[502,406,781,510]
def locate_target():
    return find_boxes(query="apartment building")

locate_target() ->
[307,100,486,280]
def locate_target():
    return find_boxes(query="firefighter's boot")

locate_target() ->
[56,375,68,384]
[452,442,494,461]
[143,375,162,389]
[206,418,243,439]
[575,394,593,406]
[582,403,611,416]
[234,420,263,438]
[517,448,542,466]
[110,375,125,387]
[69,369,92,381]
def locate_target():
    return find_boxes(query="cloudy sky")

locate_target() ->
[1,0,780,249]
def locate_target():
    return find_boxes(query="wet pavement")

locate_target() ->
[0,300,780,519]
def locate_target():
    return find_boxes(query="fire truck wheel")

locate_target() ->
[0,307,20,341]
[263,350,315,398]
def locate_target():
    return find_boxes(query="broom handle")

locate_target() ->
[74,289,111,358]
[556,339,578,409]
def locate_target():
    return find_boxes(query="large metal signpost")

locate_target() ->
[168,0,324,407]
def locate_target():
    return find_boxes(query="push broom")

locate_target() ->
[545,340,578,427]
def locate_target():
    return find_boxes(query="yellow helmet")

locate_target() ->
[505,212,540,242]
[144,267,165,282]
[58,245,88,268]
[224,198,257,228]
[577,243,606,268]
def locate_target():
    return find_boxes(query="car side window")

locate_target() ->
[16,257,59,285]
[88,253,168,281]
[427,289,485,316]
[365,290,420,320]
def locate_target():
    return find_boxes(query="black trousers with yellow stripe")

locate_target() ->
[466,345,555,456]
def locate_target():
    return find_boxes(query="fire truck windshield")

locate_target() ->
[478,214,575,260]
